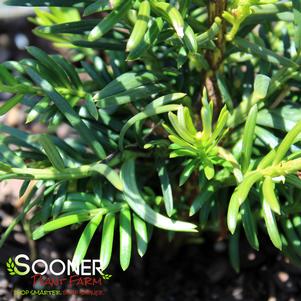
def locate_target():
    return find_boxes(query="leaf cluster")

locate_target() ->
[1,0,301,272]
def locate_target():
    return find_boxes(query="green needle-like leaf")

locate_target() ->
[241,201,259,250]
[157,164,174,217]
[72,213,103,268]
[234,38,297,68]
[39,134,65,171]
[27,46,71,89]
[88,0,132,41]
[241,104,258,173]
[262,197,282,250]
[273,119,301,165]
[189,183,214,216]
[25,66,106,160]
[91,163,123,191]
[85,94,99,120]
[227,192,240,235]
[119,207,132,271]
[252,74,271,102]
[32,211,101,240]
[121,159,197,232]
[293,0,301,52]
[127,17,163,61]
[229,228,240,273]
[84,0,121,16]
[179,159,197,187]
[0,161,13,172]
[133,213,148,257]
[150,1,184,38]
[262,177,281,215]
[127,1,150,52]
[94,71,162,100]
[100,213,116,270]
[281,218,301,257]
[119,92,185,149]
[0,95,23,116]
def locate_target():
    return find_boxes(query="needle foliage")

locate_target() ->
[1,0,301,271]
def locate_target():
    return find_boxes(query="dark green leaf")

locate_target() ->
[119,207,132,271]
[133,213,148,257]
[25,66,106,160]
[157,164,174,217]
[121,159,197,232]
[72,213,103,267]
[100,213,116,270]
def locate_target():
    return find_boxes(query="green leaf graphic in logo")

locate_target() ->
[102,273,112,280]
[99,270,112,280]
[6,258,22,276]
